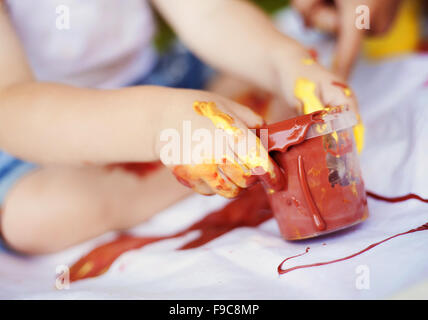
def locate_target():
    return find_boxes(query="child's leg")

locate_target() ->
[0,165,191,254]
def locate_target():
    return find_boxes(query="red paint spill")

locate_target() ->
[71,149,428,281]
[69,184,272,282]
[367,191,428,203]
[69,187,428,282]
[278,222,428,275]
[277,191,428,275]
[105,161,162,178]
[331,81,350,90]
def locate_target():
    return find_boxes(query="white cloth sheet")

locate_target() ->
[1,10,428,300]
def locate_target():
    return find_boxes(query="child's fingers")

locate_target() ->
[190,100,284,196]
[218,158,257,188]
[320,80,364,152]
[172,165,215,196]
[201,166,241,199]
[172,163,242,198]
[225,126,285,192]
[344,94,359,116]
[227,100,265,128]
[322,80,359,115]
[254,157,286,194]
[191,182,216,196]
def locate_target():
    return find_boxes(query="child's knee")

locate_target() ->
[1,205,45,254]
[1,185,59,254]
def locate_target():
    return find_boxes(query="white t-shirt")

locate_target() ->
[5,0,157,88]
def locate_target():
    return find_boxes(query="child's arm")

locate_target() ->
[0,82,176,165]
[0,5,220,166]
[292,0,402,79]
[0,4,161,164]
[152,0,302,93]
[0,4,281,198]
[152,0,358,113]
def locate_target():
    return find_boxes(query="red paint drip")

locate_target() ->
[367,191,428,203]
[308,48,318,61]
[297,155,326,231]
[331,81,350,90]
[105,161,162,178]
[278,222,428,275]
[277,247,310,272]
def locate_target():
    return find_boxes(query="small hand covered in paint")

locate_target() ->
[271,45,364,152]
[272,45,358,113]
[156,90,284,198]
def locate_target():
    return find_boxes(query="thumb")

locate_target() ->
[333,2,364,79]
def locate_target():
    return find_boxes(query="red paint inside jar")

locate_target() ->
[263,109,369,240]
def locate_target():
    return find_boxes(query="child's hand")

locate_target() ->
[271,46,358,115]
[269,45,364,152]
[292,0,402,78]
[156,89,284,198]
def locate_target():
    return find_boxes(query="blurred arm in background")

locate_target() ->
[292,0,402,79]
[152,0,358,115]
[152,0,307,95]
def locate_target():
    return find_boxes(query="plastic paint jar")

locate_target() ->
[265,107,369,240]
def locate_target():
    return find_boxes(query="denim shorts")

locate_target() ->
[0,44,213,207]
[0,153,37,205]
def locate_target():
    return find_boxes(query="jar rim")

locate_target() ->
[304,106,357,140]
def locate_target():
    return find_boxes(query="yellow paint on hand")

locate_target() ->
[294,78,324,114]
[193,101,242,136]
[343,87,352,97]
[332,81,353,97]
[238,145,273,175]
[193,101,273,176]
[302,58,315,66]
[294,78,365,153]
